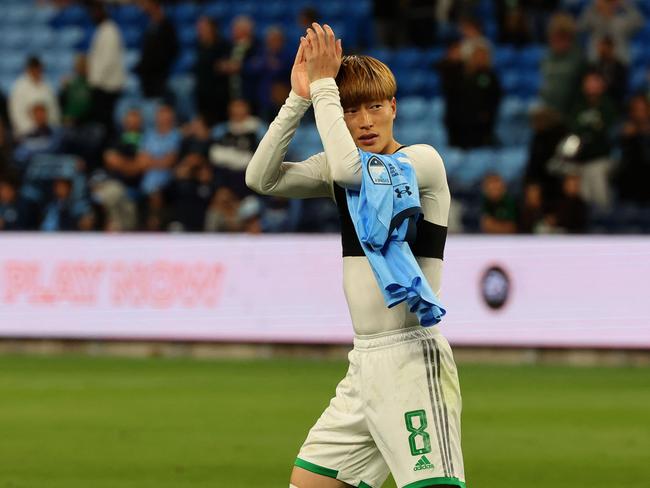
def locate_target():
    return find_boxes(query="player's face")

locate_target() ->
[343,98,397,154]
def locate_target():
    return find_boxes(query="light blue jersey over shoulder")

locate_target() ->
[345,149,446,326]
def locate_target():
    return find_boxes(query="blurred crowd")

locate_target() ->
[0,0,649,235]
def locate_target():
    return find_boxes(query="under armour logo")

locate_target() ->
[395,186,412,198]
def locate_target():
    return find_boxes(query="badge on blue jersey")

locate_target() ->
[367,156,391,185]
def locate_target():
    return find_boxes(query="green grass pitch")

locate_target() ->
[0,354,648,487]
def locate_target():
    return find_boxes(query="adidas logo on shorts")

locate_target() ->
[413,455,435,471]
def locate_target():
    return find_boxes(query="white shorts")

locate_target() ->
[295,326,466,488]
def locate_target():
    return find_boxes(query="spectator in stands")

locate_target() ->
[591,36,628,109]
[135,0,178,99]
[261,196,302,232]
[373,1,405,47]
[209,99,264,197]
[103,108,144,190]
[525,107,567,203]
[228,16,259,102]
[568,70,618,208]
[616,95,650,204]
[137,104,181,196]
[246,26,293,122]
[539,13,587,116]
[548,173,588,233]
[88,170,137,232]
[13,104,63,169]
[404,0,437,47]
[180,115,212,161]
[204,186,241,232]
[458,16,491,60]
[454,40,501,148]
[297,7,319,30]
[496,0,533,46]
[238,195,262,234]
[0,178,24,230]
[518,182,546,233]
[523,0,561,43]
[480,173,517,234]
[9,56,61,139]
[60,54,93,127]
[436,39,464,148]
[40,178,93,231]
[169,157,216,232]
[87,1,126,135]
[0,119,13,178]
[194,16,232,126]
[578,0,643,65]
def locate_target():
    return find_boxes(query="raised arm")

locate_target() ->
[310,78,361,188]
[245,43,331,199]
[302,24,362,189]
[245,91,330,198]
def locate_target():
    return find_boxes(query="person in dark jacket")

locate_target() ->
[194,16,231,126]
[591,36,628,109]
[616,95,650,204]
[454,40,502,148]
[135,0,178,98]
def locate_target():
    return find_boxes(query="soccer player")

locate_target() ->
[246,24,465,488]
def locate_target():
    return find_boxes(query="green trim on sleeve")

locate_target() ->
[358,482,373,488]
[403,476,466,488]
[294,457,339,479]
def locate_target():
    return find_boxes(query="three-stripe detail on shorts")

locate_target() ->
[422,338,455,477]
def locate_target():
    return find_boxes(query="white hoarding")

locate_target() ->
[0,234,649,348]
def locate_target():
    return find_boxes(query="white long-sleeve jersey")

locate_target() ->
[245,78,451,335]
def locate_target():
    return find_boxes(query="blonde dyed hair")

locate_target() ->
[335,55,397,109]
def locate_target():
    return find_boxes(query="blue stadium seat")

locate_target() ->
[32,5,56,25]
[4,4,34,25]
[493,45,517,71]
[122,75,141,97]
[230,1,258,18]
[500,70,521,94]
[430,125,448,149]
[179,25,198,48]
[50,5,89,28]
[168,2,200,25]
[0,52,27,77]
[517,45,545,70]
[168,75,196,122]
[114,96,143,126]
[419,47,444,66]
[171,50,196,75]
[27,28,56,51]
[201,1,232,21]
[394,122,434,146]
[365,48,393,65]
[122,26,144,49]
[111,6,147,30]
[629,66,648,93]
[55,27,86,49]
[257,2,288,22]
[491,147,527,184]
[398,97,429,121]
[499,96,525,122]
[43,50,75,74]
[0,75,14,94]
[393,48,426,70]
[438,147,463,178]
[1,29,32,51]
[455,149,495,189]
[124,50,140,72]
[427,98,444,121]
